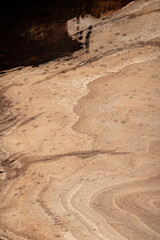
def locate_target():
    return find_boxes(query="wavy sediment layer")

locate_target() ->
[0,0,160,239]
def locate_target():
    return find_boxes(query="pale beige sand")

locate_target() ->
[0,0,160,239]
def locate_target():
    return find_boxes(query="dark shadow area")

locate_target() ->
[0,0,134,72]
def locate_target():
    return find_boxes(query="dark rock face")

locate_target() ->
[0,21,81,71]
[0,0,134,71]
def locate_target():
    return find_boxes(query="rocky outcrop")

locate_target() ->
[0,0,160,239]
[0,0,133,71]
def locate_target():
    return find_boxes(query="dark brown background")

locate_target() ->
[0,0,134,72]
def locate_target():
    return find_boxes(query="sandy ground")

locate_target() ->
[0,0,160,239]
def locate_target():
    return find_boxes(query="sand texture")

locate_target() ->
[0,0,160,239]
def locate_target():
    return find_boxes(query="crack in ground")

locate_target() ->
[35,149,130,163]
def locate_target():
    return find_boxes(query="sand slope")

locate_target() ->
[0,0,160,239]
